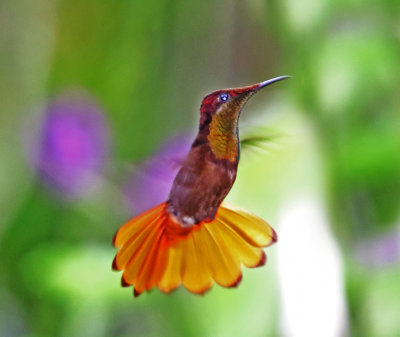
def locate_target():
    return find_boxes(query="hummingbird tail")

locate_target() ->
[112,202,277,297]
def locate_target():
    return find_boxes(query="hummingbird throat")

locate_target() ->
[207,108,239,162]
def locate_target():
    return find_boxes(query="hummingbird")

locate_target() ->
[112,75,290,297]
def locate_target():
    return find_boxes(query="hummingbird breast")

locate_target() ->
[167,143,238,226]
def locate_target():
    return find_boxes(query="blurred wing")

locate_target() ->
[240,127,284,153]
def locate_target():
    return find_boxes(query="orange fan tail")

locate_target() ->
[112,202,277,296]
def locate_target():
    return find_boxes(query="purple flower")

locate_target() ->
[355,226,400,268]
[30,91,109,198]
[124,134,193,214]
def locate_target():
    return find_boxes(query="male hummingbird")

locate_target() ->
[112,75,290,296]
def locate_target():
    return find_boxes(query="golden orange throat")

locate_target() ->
[207,111,239,162]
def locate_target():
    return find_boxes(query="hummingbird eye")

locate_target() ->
[218,93,230,102]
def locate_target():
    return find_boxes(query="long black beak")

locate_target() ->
[226,75,290,104]
[256,75,291,90]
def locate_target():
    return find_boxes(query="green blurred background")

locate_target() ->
[0,1,399,336]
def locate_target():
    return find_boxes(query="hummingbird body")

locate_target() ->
[112,76,289,296]
[167,141,238,225]
[167,92,241,225]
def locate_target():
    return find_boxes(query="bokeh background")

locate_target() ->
[1,1,399,336]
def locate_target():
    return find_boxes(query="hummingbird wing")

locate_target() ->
[240,127,283,153]
[112,202,276,296]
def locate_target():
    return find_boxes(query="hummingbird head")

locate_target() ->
[199,76,290,129]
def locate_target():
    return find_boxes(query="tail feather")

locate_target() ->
[122,220,161,286]
[217,218,264,268]
[202,222,242,287]
[157,238,183,293]
[181,232,213,293]
[112,201,277,296]
[115,216,158,270]
[218,203,277,247]
[113,204,162,248]
[134,227,165,294]
[145,231,167,291]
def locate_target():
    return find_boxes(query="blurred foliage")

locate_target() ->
[0,0,399,336]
